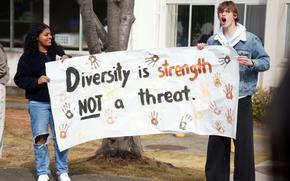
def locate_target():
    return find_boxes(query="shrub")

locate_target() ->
[252,86,273,121]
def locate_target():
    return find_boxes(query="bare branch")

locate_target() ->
[119,0,135,50]
[107,0,121,51]
[93,13,108,49]
[78,0,102,54]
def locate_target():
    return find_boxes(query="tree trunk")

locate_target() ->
[98,0,142,159]
[77,0,142,159]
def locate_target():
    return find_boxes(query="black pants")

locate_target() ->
[205,96,255,181]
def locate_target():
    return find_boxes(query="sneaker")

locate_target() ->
[38,174,49,181]
[58,173,71,181]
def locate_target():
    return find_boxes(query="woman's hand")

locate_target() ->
[197,43,207,50]
[37,75,50,84]
[61,54,71,63]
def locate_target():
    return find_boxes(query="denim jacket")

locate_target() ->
[207,28,270,96]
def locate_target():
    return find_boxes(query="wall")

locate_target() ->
[263,0,288,87]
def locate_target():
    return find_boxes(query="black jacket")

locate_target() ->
[14,47,65,102]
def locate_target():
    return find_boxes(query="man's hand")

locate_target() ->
[197,43,207,50]
[37,75,50,84]
[238,56,254,67]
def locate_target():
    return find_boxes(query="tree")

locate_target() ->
[76,0,143,159]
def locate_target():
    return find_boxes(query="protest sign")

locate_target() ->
[46,46,239,151]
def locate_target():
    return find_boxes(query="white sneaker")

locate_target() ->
[38,174,49,181]
[58,173,71,181]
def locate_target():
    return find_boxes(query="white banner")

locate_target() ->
[46,46,239,151]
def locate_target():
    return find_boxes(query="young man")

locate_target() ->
[197,1,270,181]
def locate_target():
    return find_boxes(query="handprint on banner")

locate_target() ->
[224,84,234,100]
[77,132,86,142]
[226,108,234,124]
[214,72,222,88]
[209,101,222,115]
[201,83,210,96]
[59,123,69,139]
[195,111,204,120]
[88,55,101,70]
[145,54,159,67]
[179,114,193,130]
[105,109,116,124]
[106,87,116,101]
[218,55,231,68]
[215,121,225,134]
[62,102,74,119]
[149,111,159,126]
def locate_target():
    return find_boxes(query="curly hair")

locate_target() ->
[24,23,58,56]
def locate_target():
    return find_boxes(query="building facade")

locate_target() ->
[0,0,289,89]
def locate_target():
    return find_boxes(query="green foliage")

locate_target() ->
[252,86,272,121]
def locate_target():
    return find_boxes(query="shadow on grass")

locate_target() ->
[69,155,205,181]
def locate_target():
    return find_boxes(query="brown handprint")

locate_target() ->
[215,121,225,134]
[214,72,222,88]
[179,114,192,130]
[218,56,231,68]
[224,84,233,100]
[62,102,74,119]
[145,54,159,67]
[226,108,234,124]
[105,109,116,124]
[59,123,69,139]
[149,111,159,126]
[209,101,221,115]
[88,55,101,70]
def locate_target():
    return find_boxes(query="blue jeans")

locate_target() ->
[28,100,69,176]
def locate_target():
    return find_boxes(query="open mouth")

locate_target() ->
[221,17,226,23]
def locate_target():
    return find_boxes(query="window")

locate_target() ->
[246,5,266,43]
[190,6,214,45]
[285,4,290,58]
[176,5,189,47]
[50,0,79,50]
[14,0,43,47]
[167,2,266,48]
[0,0,10,47]
[237,4,266,43]
[168,4,214,47]
[0,0,43,48]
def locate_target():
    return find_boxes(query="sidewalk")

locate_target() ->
[1,96,273,180]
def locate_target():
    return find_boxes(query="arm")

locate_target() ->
[13,57,42,91]
[0,49,7,79]
[250,36,270,72]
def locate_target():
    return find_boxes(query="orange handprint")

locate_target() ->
[149,111,159,126]
[215,121,225,134]
[105,109,116,124]
[214,72,222,88]
[226,108,234,124]
[224,84,233,100]
[209,101,221,115]
[59,123,69,139]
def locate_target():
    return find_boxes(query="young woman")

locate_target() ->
[198,1,270,181]
[14,23,71,181]
[0,42,9,158]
